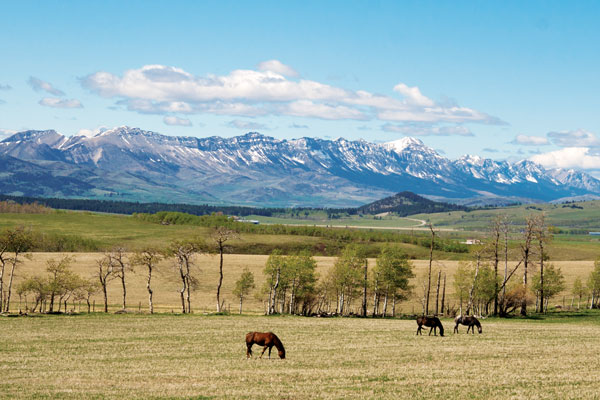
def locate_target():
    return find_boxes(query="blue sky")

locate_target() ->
[1,1,600,175]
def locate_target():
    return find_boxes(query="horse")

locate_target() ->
[453,315,482,334]
[246,331,286,359]
[416,316,444,337]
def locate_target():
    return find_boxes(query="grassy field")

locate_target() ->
[2,312,600,399]
[12,253,597,314]
[248,214,426,229]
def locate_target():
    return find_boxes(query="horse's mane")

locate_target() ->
[272,333,285,352]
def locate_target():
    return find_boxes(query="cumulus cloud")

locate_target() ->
[28,77,65,96]
[530,147,600,170]
[547,129,600,148]
[382,123,473,136]
[81,62,502,124]
[511,134,549,146]
[39,97,83,108]
[228,119,268,130]
[0,84,11,91]
[163,116,192,126]
[257,60,299,77]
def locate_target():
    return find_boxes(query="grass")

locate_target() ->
[2,313,600,399]
[12,253,597,315]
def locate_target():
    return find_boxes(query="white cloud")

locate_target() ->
[511,134,550,146]
[28,77,65,96]
[530,147,600,169]
[257,60,299,77]
[39,97,83,108]
[393,83,435,107]
[382,123,473,136]
[76,127,108,137]
[289,123,309,129]
[0,84,11,91]
[0,128,17,140]
[81,62,502,124]
[547,129,600,148]
[228,120,268,130]
[163,116,192,126]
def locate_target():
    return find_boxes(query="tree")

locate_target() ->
[264,250,285,315]
[96,255,115,313]
[286,251,318,315]
[454,262,473,316]
[107,248,131,310]
[131,248,163,314]
[425,224,436,315]
[16,276,49,312]
[572,276,586,310]
[520,216,538,316]
[328,244,365,315]
[233,268,255,314]
[3,227,33,312]
[372,246,414,317]
[532,264,565,312]
[210,227,238,313]
[166,240,200,313]
[535,214,552,313]
[46,256,76,313]
[77,279,100,313]
[587,259,600,309]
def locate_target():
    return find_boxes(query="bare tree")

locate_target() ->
[434,269,442,315]
[211,227,238,313]
[425,223,436,315]
[96,255,115,313]
[490,215,505,316]
[131,248,163,314]
[535,214,551,313]
[233,268,255,314]
[361,258,368,317]
[167,240,200,313]
[107,248,131,310]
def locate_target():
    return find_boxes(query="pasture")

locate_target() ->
[2,313,600,399]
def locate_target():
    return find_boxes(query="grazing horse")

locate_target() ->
[453,315,482,334]
[246,332,286,359]
[416,316,444,337]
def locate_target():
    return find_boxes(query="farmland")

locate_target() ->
[2,313,600,399]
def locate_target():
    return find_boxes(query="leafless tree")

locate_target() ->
[107,248,131,310]
[131,248,163,314]
[210,227,238,313]
[167,240,200,313]
[3,227,33,312]
[425,223,436,315]
[96,255,115,313]
[520,216,538,316]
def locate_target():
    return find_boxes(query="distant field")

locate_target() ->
[248,214,425,229]
[12,253,596,314]
[2,313,600,399]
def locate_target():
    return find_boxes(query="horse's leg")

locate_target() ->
[246,343,253,358]
[260,346,268,359]
[467,325,472,334]
[416,325,421,335]
[428,326,434,336]
[454,323,459,334]
[268,345,272,359]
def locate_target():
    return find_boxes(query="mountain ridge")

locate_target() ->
[1,126,599,207]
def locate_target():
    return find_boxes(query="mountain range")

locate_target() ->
[1,126,599,207]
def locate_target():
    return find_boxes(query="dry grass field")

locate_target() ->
[2,313,600,399]
[10,253,597,314]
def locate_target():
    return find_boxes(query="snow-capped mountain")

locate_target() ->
[1,126,599,207]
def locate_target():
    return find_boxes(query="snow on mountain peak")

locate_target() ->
[384,136,425,153]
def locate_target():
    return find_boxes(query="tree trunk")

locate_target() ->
[0,260,5,312]
[372,272,379,317]
[239,295,243,314]
[467,254,481,315]
[269,268,280,315]
[538,239,545,313]
[102,283,108,313]
[147,265,154,314]
[4,260,18,312]
[362,259,368,317]
[392,295,396,317]
[216,242,224,312]
[440,273,446,316]
[435,269,441,315]
[426,225,435,315]
[382,289,388,317]
[521,248,529,316]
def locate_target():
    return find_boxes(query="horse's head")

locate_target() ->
[477,323,482,334]
[278,348,286,359]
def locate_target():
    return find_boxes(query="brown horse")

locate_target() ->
[246,332,286,359]
[416,316,444,336]
[454,315,482,334]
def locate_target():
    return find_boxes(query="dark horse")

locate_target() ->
[454,315,482,334]
[416,316,444,337]
[246,332,286,359]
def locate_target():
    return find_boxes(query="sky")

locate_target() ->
[1,1,600,176]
